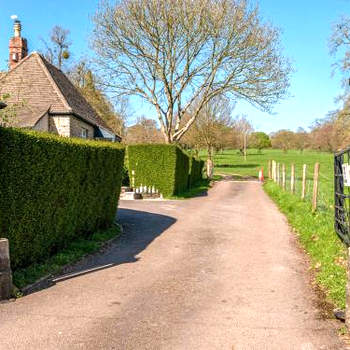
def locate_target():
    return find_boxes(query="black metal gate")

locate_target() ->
[335,148,350,246]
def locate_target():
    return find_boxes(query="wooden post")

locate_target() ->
[268,160,272,180]
[282,164,286,190]
[0,238,12,300]
[131,170,135,189]
[290,164,295,194]
[273,161,277,182]
[312,163,320,212]
[301,164,307,200]
[346,247,350,330]
[272,161,275,182]
[277,163,280,185]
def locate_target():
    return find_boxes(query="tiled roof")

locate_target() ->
[12,105,50,128]
[0,52,117,136]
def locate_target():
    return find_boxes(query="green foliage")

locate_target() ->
[0,127,125,269]
[189,157,205,187]
[127,144,190,196]
[122,165,130,186]
[0,93,24,126]
[249,131,271,151]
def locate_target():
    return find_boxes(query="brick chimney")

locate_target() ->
[9,19,28,70]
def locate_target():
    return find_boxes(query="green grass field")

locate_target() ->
[201,148,347,309]
[201,149,334,209]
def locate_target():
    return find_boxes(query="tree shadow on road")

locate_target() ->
[26,208,176,294]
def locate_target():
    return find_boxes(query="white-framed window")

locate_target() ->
[81,127,88,139]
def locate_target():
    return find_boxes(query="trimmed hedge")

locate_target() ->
[0,127,125,269]
[127,144,190,196]
[189,157,205,187]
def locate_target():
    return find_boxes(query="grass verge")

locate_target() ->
[168,175,222,199]
[264,180,347,309]
[13,224,121,290]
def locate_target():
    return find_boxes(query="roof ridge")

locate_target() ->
[34,53,72,112]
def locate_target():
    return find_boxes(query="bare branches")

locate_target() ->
[93,0,291,143]
[41,26,71,70]
[330,16,350,75]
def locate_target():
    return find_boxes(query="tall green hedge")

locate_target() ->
[0,127,125,269]
[189,157,205,187]
[127,144,189,196]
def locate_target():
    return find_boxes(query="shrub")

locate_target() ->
[0,127,125,269]
[122,165,130,186]
[127,144,189,196]
[189,157,205,187]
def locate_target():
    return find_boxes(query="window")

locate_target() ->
[81,128,88,139]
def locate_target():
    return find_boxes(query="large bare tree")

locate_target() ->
[330,16,350,75]
[92,0,291,143]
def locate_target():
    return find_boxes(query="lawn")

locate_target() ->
[201,148,347,309]
[201,148,334,208]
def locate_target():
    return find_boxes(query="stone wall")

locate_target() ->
[48,115,94,139]
[50,116,70,137]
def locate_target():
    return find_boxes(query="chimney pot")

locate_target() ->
[9,18,28,70]
[14,20,21,38]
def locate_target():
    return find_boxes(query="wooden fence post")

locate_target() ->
[268,160,272,180]
[290,164,295,194]
[282,164,286,190]
[301,164,307,200]
[312,163,320,212]
[0,238,12,300]
[277,163,280,185]
[272,161,276,182]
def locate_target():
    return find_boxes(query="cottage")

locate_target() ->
[0,20,121,142]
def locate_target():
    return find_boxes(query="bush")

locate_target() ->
[189,157,205,187]
[0,127,125,269]
[122,165,130,186]
[127,144,189,196]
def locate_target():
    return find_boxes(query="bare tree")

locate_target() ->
[183,95,233,176]
[270,129,296,153]
[42,26,71,70]
[125,116,164,144]
[330,16,350,75]
[92,0,291,143]
[232,115,253,160]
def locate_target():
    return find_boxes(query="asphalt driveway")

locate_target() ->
[0,180,345,349]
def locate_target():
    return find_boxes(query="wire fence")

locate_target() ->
[269,160,333,213]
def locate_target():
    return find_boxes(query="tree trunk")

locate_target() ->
[206,146,214,179]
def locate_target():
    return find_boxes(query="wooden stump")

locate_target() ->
[0,239,12,300]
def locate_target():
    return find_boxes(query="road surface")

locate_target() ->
[0,180,344,349]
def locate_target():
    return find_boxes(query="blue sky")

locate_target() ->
[0,0,349,132]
